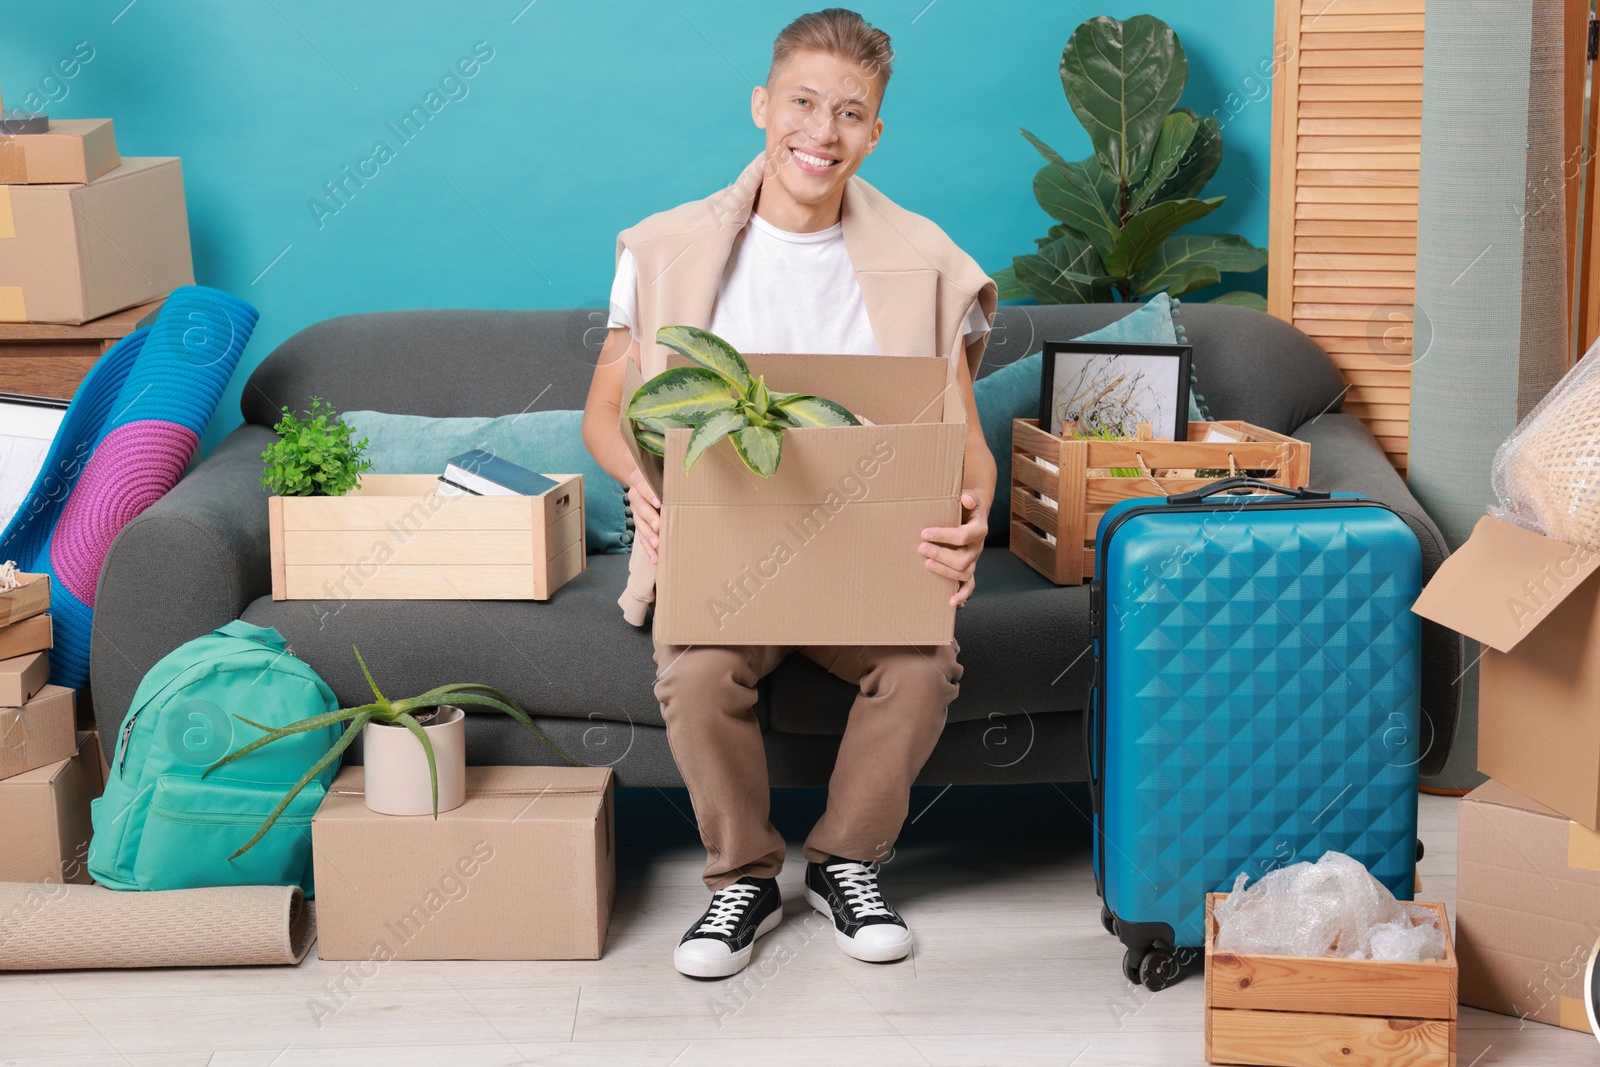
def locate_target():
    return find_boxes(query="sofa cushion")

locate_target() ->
[238,553,663,728]
[342,408,631,554]
[766,548,1091,734]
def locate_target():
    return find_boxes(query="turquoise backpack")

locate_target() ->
[88,621,342,896]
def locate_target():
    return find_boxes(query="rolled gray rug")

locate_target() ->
[0,881,314,970]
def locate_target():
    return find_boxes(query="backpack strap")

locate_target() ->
[214,619,288,649]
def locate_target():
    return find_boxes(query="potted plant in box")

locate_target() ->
[628,325,861,477]
[205,646,582,857]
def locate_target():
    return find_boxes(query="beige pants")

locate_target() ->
[652,638,962,890]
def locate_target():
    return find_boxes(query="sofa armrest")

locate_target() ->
[1292,412,1462,778]
[90,425,278,756]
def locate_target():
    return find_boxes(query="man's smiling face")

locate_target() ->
[751,49,884,227]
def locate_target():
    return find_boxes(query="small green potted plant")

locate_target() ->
[627,325,861,478]
[260,396,373,497]
[206,646,582,858]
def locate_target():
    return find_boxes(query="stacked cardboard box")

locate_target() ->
[0,571,100,883]
[0,93,192,324]
[1414,517,1600,1034]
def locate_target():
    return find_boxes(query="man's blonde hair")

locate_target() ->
[769,8,894,110]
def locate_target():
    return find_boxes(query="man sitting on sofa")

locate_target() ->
[581,7,997,979]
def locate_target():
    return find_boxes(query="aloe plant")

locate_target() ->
[204,646,581,859]
[992,14,1267,308]
[627,325,860,478]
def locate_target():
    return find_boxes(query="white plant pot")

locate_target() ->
[362,705,466,816]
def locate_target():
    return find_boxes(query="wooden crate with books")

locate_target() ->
[269,451,585,602]
[1008,419,1310,586]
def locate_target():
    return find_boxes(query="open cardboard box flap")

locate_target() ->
[1411,516,1600,652]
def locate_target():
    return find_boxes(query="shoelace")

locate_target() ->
[826,860,894,920]
[694,883,760,936]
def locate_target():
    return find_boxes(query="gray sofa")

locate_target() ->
[90,303,1462,784]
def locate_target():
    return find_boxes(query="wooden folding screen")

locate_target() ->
[1268,0,1425,475]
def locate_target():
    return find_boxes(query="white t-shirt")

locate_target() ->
[607,211,989,356]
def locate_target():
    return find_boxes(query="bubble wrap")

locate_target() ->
[1213,851,1444,962]
[1490,340,1600,549]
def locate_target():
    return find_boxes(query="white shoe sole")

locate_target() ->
[674,906,783,979]
[805,886,913,962]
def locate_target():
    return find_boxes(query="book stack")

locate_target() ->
[0,570,102,883]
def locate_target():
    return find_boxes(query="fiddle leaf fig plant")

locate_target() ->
[993,14,1267,308]
[204,646,582,859]
[627,325,860,478]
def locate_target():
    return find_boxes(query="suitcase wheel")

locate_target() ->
[1123,946,1179,992]
[1100,904,1117,936]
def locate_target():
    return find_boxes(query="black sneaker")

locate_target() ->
[674,876,783,978]
[804,856,913,962]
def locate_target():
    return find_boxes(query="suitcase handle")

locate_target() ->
[1084,685,1100,813]
[1165,476,1329,505]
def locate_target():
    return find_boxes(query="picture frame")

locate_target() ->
[0,392,69,532]
[1038,341,1193,441]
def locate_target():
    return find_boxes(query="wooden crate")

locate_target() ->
[1205,892,1457,1067]
[269,474,585,601]
[1008,420,1312,585]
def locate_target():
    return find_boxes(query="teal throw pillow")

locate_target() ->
[341,409,631,555]
[974,294,1211,544]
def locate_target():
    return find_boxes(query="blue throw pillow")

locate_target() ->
[341,409,631,555]
[974,294,1211,544]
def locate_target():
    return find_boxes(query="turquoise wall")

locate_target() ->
[2,1,1276,453]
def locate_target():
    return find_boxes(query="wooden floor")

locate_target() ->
[1,785,1592,1066]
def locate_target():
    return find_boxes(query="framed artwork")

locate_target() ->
[1038,341,1193,441]
[0,393,68,532]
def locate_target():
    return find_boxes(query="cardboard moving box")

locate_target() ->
[626,352,964,646]
[1413,516,1600,828]
[0,684,76,781]
[0,156,194,324]
[0,613,52,661]
[0,729,104,884]
[1457,779,1600,1033]
[313,764,614,961]
[0,572,49,627]
[0,651,49,708]
[0,118,120,184]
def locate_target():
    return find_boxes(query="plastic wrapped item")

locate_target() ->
[1490,340,1600,549]
[1213,851,1445,962]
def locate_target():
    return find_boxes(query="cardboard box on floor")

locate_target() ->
[0,156,194,324]
[0,684,76,781]
[623,352,964,646]
[0,651,49,707]
[1412,516,1600,829]
[0,572,50,627]
[0,118,120,184]
[312,765,614,961]
[0,613,52,661]
[1457,779,1600,1033]
[0,729,104,884]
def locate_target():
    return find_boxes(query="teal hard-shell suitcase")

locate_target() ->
[1088,478,1422,990]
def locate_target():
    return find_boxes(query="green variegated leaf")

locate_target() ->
[1210,290,1268,310]
[1103,196,1223,278]
[1155,110,1223,204]
[1013,234,1114,304]
[1131,234,1267,299]
[731,425,782,477]
[772,394,860,427]
[633,425,665,456]
[1023,130,1120,258]
[683,409,746,471]
[626,367,737,426]
[749,375,771,418]
[990,264,1029,301]
[1129,110,1199,214]
[655,325,751,395]
[1059,14,1187,186]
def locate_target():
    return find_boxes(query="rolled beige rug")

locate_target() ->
[0,881,314,970]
